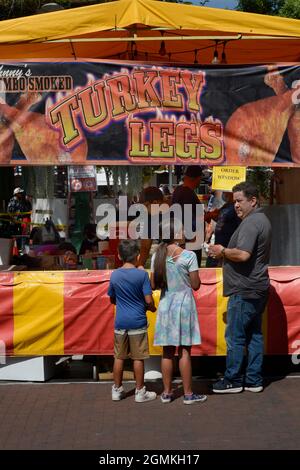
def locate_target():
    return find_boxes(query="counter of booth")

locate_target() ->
[0,266,299,357]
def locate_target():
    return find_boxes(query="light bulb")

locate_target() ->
[221,51,227,64]
[194,49,198,64]
[211,50,220,64]
[159,40,167,57]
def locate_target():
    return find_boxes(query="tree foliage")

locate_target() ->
[1,0,299,21]
[279,0,300,19]
[236,0,284,15]
[0,0,208,21]
[0,1,69,20]
[237,0,300,18]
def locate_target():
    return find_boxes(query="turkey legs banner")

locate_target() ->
[0,60,300,167]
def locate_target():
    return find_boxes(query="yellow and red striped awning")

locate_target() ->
[0,0,300,63]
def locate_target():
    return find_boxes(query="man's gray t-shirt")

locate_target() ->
[223,208,272,299]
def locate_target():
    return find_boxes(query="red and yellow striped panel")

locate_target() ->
[0,272,14,354]
[267,267,300,355]
[13,272,64,355]
[64,271,114,354]
[193,268,223,356]
[0,267,299,356]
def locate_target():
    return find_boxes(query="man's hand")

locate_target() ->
[208,244,224,259]
[208,244,251,262]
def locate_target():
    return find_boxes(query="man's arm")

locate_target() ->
[208,244,251,262]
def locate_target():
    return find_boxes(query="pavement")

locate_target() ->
[0,374,299,450]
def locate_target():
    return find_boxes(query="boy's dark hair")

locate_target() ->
[118,239,140,263]
[232,181,259,200]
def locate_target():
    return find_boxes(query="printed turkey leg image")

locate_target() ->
[224,82,298,166]
[0,93,87,164]
[0,81,15,164]
[0,119,14,164]
[16,91,42,111]
[0,90,41,163]
[264,67,300,164]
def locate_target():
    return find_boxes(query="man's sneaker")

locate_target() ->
[183,393,207,405]
[212,378,243,394]
[112,385,125,401]
[135,386,157,403]
[160,392,174,404]
[244,384,263,393]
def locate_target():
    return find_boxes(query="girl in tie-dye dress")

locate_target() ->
[150,220,207,405]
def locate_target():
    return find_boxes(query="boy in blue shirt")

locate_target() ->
[108,239,157,403]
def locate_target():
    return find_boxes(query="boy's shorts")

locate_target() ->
[114,327,149,360]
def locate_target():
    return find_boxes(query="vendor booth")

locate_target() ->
[0,0,300,378]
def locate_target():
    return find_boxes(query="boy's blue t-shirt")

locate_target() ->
[108,268,152,330]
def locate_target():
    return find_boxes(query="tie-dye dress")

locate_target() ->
[151,250,201,346]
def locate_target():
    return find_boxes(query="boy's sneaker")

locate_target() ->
[244,384,263,393]
[160,392,174,404]
[135,386,157,403]
[212,378,243,394]
[112,385,125,401]
[183,393,207,405]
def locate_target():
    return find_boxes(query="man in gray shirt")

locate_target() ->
[208,182,272,394]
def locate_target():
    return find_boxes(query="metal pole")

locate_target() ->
[43,33,300,44]
[168,165,173,193]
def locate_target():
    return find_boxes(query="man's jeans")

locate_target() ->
[224,293,269,386]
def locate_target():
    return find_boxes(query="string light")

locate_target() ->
[159,31,167,56]
[194,49,198,64]
[221,41,227,64]
[131,41,137,59]
[211,40,220,64]
[129,39,232,64]
[159,40,167,56]
[14,166,22,177]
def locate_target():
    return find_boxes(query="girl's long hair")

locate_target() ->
[153,219,180,290]
[153,242,168,290]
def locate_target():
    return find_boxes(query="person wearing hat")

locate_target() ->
[8,187,32,213]
[7,188,32,243]
[171,166,203,266]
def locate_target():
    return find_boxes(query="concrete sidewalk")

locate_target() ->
[0,377,299,450]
